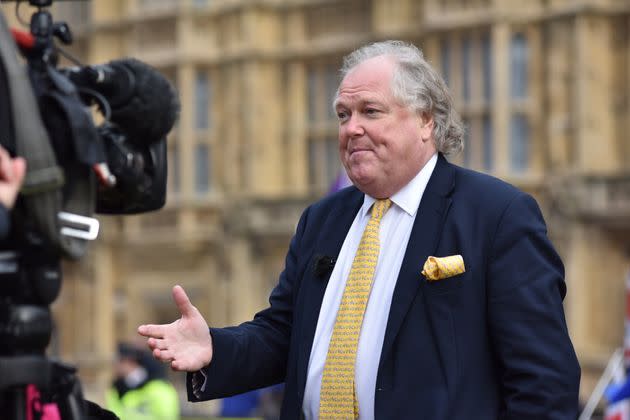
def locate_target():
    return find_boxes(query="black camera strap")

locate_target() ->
[0,12,96,259]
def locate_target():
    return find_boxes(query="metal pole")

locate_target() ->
[579,347,624,420]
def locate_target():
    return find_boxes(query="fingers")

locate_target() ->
[0,147,27,209]
[153,347,172,360]
[137,324,165,339]
[147,337,169,351]
[11,157,26,186]
[0,147,10,180]
[151,348,188,372]
[171,359,185,371]
[0,147,26,185]
[172,284,196,318]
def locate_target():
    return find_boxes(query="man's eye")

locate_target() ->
[337,111,348,120]
[365,108,378,115]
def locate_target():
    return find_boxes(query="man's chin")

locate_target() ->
[349,177,378,195]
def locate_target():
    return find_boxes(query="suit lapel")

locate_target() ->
[378,155,455,381]
[296,189,363,399]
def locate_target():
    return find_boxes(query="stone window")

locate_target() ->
[441,31,494,173]
[306,62,342,194]
[194,69,213,195]
[509,32,530,172]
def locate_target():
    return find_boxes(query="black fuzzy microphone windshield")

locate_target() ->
[68,58,180,144]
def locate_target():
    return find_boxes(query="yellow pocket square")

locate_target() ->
[422,255,465,281]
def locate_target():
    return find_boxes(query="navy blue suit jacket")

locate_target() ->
[188,154,581,419]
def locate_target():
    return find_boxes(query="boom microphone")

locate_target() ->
[66,58,180,144]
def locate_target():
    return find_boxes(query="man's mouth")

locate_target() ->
[350,148,371,155]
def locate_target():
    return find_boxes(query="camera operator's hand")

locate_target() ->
[138,285,213,372]
[0,145,26,210]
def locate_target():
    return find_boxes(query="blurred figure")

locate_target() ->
[218,385,284,419]
[219,389,260,418]
[257,384,284,420]
[106,342,180,420]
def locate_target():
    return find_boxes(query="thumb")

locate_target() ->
[172,285,196,318]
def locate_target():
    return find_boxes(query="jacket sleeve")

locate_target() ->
[487,192,581,419]
[187,204,312,401]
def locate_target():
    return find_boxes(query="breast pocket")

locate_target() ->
[423,268,468,296]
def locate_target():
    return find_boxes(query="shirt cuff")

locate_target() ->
[191,369,208,399]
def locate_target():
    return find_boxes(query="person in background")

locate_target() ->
[257,384,284,420]
[219,389,260,418]
[218,384,284,419]
[106,342,180,420]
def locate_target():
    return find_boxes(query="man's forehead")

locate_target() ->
[335,91,385,108]
[343,56,394,83]
[335,56,395,104]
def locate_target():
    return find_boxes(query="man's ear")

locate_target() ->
[419,112,434,140]
[420,112,434,128]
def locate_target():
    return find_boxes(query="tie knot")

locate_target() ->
[371,198,392,220]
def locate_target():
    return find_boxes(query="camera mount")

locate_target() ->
[29,0,53,7]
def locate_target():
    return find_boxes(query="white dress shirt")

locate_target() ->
[302,153,438,420]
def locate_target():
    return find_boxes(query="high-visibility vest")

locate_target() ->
[106,379,180,420]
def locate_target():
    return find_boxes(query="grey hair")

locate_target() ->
[337,40,464,157]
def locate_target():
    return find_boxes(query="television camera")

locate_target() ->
[0,0,180,418]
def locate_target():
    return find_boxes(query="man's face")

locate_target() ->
[335,56,436,198]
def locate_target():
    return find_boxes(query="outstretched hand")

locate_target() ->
[138,285,213,372]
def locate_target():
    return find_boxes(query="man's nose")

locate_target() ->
[345,114,365,137]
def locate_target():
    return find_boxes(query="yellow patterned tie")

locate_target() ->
[319,198,392,419]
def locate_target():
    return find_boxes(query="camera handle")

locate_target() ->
[59,212,99,241]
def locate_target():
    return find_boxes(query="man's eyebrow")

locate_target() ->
[362,99,383,107]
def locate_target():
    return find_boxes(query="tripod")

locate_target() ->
[0,232,88,420]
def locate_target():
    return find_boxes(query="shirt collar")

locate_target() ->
[361,153,438,217]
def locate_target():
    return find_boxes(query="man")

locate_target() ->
[106,342,180,420]
[138,40,580,419]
